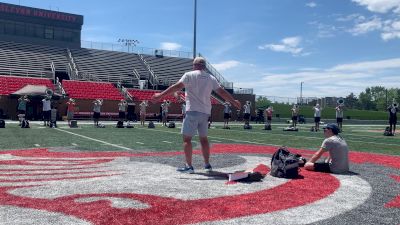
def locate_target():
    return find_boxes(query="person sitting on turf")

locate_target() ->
[305,123,349,174]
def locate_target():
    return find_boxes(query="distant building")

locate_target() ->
[0,2,83,48]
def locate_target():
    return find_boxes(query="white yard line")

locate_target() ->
[34,144,40,147]
[162,141,173,144]
[136,142,144,145]
[54,128,132,151]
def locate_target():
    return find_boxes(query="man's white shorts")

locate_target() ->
[181,111,210,137]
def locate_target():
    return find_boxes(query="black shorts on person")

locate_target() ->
[43,110,51,120]
[314,117,321,123]
[337,117,343,123]
[119,111,126,119]
[292,116,298,121]
[389,116,397,124]
[314,162,331,173]
[267,116,272,121]
[224,113,230,119]
[244,113,250,120]
[93,112,100,119]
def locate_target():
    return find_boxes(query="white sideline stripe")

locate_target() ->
[162,141,173,144]
[54,128,132,151]
[136,142,144,145]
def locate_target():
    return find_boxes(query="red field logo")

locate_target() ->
[0,144,398,225]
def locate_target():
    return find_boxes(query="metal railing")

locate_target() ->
[81,40,192,58]
[139,54,158,88]
[233,87,253,95]
[0,67,52,78]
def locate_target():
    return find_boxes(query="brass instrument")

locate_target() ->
[392,98,398,108]
[337,98,345,106]
[45,88,53,99]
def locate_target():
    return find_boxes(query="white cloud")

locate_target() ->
[258,36,305,56]
[352,0,400,13]
[330,58,400,71]
[212,60,240,71]
[348,16,382,35]
[225,58,400,98]
[306,2,317,8]
[160,42,182,50]
[381,19,400,40]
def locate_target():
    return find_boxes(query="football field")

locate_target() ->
[0,120,399,225]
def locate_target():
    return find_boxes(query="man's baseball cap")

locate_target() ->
[323,123,340,134]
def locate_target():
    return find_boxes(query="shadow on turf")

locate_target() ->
[178,171,308,183]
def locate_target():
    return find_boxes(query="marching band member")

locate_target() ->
[243,101,251,125]
[335,103,344,131]
[265,106,274,127]
[17,95,29,126]
[118,99,127,122]
[92,99,103,127]
[66,98,76,127]
[42,96,51,126]
[223,101,232,129]
[313,104,322,131]
[161,100,170,126]
[291,104,299,128]
[139,100,148,126]
[387,101,399,135]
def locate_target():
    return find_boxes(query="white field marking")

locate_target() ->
[136,142,144,145]
[71,143,78,146]
[34,144,40,147]
[136,126,399,147]
[162,141,173,144]
[54,128,132,151]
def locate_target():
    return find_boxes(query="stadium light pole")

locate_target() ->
[300,81,304,105]
[193,0,197,59]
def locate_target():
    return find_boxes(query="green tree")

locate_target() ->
[358,88,376,110]
[344,92,358,109]
[255,96,272,109]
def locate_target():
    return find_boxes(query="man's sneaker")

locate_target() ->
[204,164,213,172]
[177,166,194,174]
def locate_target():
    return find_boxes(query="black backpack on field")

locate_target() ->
[383,127,393,136]
[148,121,155,128]
[270,147,300,178]
[116,120,124,128]
[0,119,5,128]
[168,122,175,128]
[21,120,30,128]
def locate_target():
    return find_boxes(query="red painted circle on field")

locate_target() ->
[0,144,399,224]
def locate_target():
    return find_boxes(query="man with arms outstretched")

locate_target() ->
[152,57,241,173]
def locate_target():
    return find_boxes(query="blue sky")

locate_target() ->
[4,0,400,99]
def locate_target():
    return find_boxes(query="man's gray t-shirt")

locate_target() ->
[321,135,349,173]
[179,70,220,115]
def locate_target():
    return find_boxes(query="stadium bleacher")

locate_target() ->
[0,41,69,76]
[0,75,54,95]
[62,80,123,100]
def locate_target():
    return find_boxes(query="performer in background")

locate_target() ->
[335,104,344,131]
[118,99,127,122]
[161,100,170,126]
[92,99,103,127]
[17,95,29,126]
[243,101,251,125]
[291,104,299,128]
[66,98,76,127]
[151,57,241,174]
[265,106,274,127]
[139,100,148,126]
[223,101,231,129]
[387,101,399,135]
[313,104,322,131]
[42,96,51,126]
